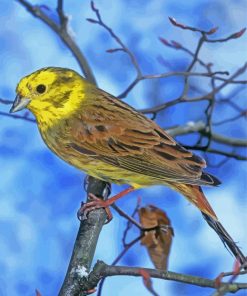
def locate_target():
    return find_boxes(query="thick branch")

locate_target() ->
[79,260,247,293]
[59,177,110,296]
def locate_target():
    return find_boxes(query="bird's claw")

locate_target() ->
[77,193,113,223]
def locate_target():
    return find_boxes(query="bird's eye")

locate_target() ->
[36,84,46,94]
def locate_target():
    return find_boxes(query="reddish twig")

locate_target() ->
[206,28,246,43]
[35,289,42,296]
[168,17,218,35]
[212,260,244,296]
[168,17,246,42]
[139,269,159,296]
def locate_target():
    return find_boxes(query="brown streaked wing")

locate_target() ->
[68,88,211,185]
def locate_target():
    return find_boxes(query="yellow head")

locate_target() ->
[10,67,90,120]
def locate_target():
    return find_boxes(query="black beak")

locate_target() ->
[9,94,31,113]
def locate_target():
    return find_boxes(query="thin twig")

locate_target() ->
[88,1,141,78]
[205,149,247,161]
[168,17,218,35]
[187,62,247,102]
[56,0,68,29]
[203,63,217,149]
[206,28,246,43]
[0,111,35,122]
[139,62,247,115]
[213,112,246,126]
[121,198,141,247]
[0,98,12,104]
[168,16,246,42]
[112,204,159,232]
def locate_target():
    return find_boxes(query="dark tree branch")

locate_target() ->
[187,62,247,102]
[0,111,35,122]
[56,0,68,30]
[77,260,247,294]
[0,98,12,104]
[168,16,246,43]
[16,0,96,84]
[112,203,143,230]
[204,149,247,161]
[206,28,246,43]
[59,177,111,296]
[203,63,218,149]
[168,17,219,35]
[167,121,247,147]
[139,62,247,116]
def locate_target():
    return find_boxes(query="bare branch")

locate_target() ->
[79,260,247,293]
[0,98,12,105]
[56,0,68,29]
[212,261,244,296]
[88,1,141,77]
[112,204,160,233]
[140,62,247,115]
[168,17,246,42]
[205,149,247,161]
[203,63,217,149]
[16,0,96,84]
[59,178,110,296]
[210,133,247,147]
[186,62,247,102]
[166,121,247,147]
[159,37,211,68]
[213,111,246,126]
[0,111,35,123]
[206,28,246,43]
[168,17,218,35]
[144,71,230,80]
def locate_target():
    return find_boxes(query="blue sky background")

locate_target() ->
[0,0,246,295]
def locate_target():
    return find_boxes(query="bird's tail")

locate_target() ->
[169,183,246,265]
[202,212,246,265]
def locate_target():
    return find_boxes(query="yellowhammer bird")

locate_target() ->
[10,67,246,264]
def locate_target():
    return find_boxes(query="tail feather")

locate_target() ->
[201,172,221,186]
[202,213,246,265]
[170,183,246,265]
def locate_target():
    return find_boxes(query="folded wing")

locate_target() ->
[68,89,220,186]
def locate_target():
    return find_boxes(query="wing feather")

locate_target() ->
[68,88,216,185]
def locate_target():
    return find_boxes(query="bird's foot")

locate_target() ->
[77,186,135,223]
[77,193,113,223]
